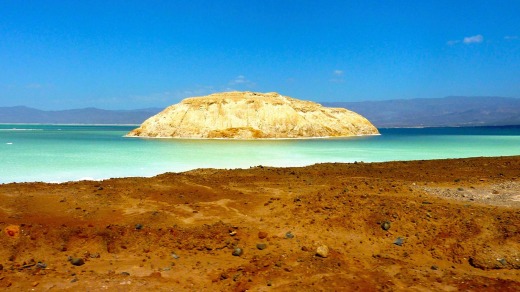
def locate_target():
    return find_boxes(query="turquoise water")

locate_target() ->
[1,124,519,183]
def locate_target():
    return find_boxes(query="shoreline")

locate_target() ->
[3,155,519,185]
[123,132,382,140]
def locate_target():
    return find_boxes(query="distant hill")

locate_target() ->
[1,96,519,127]
[0,106,162,124]
[324,96,520,128]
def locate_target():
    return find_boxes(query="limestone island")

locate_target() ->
[126,91,379,139]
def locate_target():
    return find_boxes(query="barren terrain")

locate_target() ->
[1,156,519,291]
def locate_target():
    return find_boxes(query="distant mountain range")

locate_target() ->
[324,96,520,128]
[1,96,519,127]
[0,106,161,125]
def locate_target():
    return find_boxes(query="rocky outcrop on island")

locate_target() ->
[126,91,379,139]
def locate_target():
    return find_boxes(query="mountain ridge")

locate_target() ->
[323,96,520,127]
[1,96,519,127]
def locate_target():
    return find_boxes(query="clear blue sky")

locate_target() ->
[1,1,519,110]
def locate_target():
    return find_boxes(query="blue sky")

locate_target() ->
[1,1,519,110]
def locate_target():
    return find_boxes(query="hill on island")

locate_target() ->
[126,91,378,139]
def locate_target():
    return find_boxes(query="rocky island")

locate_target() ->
[126,91,379,139]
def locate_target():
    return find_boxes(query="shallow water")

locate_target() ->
[1,124,519,183]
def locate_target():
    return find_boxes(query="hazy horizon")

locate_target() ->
[1,1,519,110]
[1,94,520,112]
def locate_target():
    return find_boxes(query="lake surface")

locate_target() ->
[1,124,519,183]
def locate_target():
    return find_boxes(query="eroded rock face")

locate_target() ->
[127,91,379,139]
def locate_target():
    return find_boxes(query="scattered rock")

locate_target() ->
[267,280,272,286]
[232,247,243,256]
[285,231,294,239]
[4,225,20,238]
[121,272,130,276]
[301,246,310,252]
[220,273,229,280]
[316,245,329,258]
[69,257,85,266]
[431,265,439,270]
[258,231,268,239]
[498,258,507,266]
[171,253,180,259]
[381,221,391,231]
[393,237,405,246]
[135,224,143,230]
[89,253,100,258]
[36,262,47,269]
[256,243,267,250]
[229,230,237,236]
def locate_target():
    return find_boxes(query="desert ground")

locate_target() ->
[1,156,519,291]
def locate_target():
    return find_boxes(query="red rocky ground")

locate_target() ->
[1,156,519,291]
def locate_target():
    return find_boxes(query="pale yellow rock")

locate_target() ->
[127,91,379,139]
[316,245,329,258]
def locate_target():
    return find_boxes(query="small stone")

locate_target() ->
[0,263,3,270]
[498,258,507,265]
[393,237,405,246]
[232,247,243,256]
[32,281,39,287]
[431,265,439,270]
[89,253,100,258]
[171,253,180,259]
[256,243,267,250]
[258,231,268,239]
[229,230,237,236]
[220,273,229,280]
[121,272,130,276]
[267,280,272,286]
[301,246,309,252]
[285,231,294,239]
[232,273,241,281]
[149,271,162,278]
[71,278,78,283]
[69,257,85,266]
[135,224,143,230]
[36,262,47,269]
[381,221,391,231]
[316,245,329,258]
